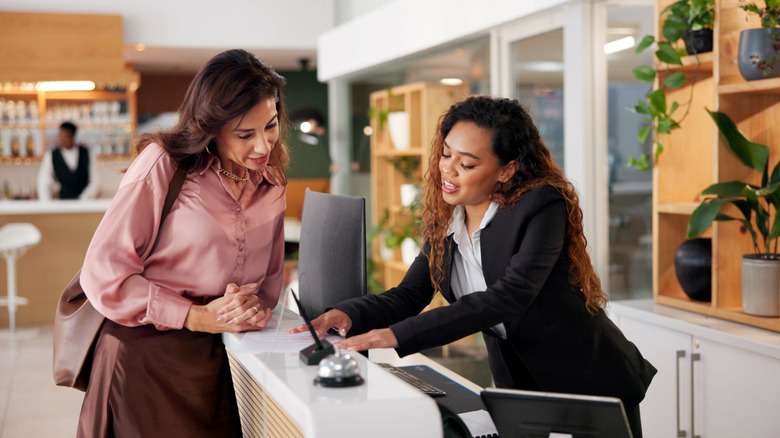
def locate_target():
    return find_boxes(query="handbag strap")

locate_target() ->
[161,168,186,222]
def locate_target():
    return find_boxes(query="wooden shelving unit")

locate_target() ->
[368,82,466,307]
[653,0,780,332]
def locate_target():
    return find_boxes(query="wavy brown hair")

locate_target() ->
[137,49,289,183]
[422,96,606,313]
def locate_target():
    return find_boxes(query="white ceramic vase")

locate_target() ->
[379,232,394,260]
[401,238,420,266]
[387,112,410,150]
[400,184,419,207]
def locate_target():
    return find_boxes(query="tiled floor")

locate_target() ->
[0,327,491,437]
[0,327,83,438]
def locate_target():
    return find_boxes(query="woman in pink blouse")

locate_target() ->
[77,49,289,438]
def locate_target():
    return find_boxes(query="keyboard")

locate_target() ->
[377,363,447,397]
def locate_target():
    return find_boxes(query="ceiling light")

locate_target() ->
[135,44,146,51]
[440,78,463,86]
[604,36,636,55]
[36,81,96,92]
[521,62,564,72]
[300,121,313,133]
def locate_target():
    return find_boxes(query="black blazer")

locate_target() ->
[335,185,656,407]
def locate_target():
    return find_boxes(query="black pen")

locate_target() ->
[289,289,324,350]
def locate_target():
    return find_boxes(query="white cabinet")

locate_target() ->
[694,338,780,437]
[611,301,780,438]
[619,317,692,438]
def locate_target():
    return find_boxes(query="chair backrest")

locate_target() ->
[0,223,42,252]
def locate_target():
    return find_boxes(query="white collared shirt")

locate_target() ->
[36,146,100,200]
[448,201,507,338]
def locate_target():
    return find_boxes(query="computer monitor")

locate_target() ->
[481,388,633,438]
[297,189,367,318]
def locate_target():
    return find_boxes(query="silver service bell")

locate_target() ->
[314,348,364,387]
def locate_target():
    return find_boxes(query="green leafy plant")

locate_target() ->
[628,0,714,170]
[687,110,780,259]
[741,0,780,27]
[741,0,780,77]
[387,156,420,182]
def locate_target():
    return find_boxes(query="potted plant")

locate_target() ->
[628,0,715,170]
[738,0,780,80]
[687,109,780,316]
[388,156,421,206]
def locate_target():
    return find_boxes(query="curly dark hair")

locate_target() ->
[422,95,606,313]
[137,49,289,183]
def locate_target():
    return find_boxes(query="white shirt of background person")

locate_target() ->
[36,145,100,201]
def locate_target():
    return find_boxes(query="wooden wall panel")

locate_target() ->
[0,12,125,82]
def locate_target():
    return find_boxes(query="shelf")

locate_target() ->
[656,203,699,215]
[380,259,410,271]
[656,295,780,332]
[719,77,780,95]
[374,148,426,157]
[656,52,714,73]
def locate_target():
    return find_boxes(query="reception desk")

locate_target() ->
[223,305,483,438]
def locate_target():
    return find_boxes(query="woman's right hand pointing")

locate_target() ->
[286,308,353,338]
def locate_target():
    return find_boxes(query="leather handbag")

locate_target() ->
[53,169,185,391]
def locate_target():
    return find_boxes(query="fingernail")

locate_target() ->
[218,310,224,315]
[217,317,224,322]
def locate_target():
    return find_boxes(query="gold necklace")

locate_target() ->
[219,168,249,182]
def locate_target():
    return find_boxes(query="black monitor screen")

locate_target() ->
[481,388,633,438]
[297,189,367,318]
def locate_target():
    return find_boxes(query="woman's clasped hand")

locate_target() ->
[185,282,274,333]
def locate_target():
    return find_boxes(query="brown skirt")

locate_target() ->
[77,319,242,438]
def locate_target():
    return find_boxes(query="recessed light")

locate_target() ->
[440,78,463,86]
[36,81,96,92]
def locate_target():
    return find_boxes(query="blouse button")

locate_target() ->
[234,206,241,213]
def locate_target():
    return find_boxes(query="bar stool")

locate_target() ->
[0,223,41,332]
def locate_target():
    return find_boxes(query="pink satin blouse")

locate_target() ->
[80,143,286,330]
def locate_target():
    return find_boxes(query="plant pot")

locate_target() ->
[682,28,713,55]
[400,183,419,207]
[741,255,780,317]
[674,238,712,302]
[378,232,393,260]
[387,112,410,150]
[738,28,780,81]
[401,238,420,266]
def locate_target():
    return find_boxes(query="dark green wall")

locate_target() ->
[279,70,330,179]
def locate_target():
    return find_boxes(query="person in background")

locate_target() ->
[36,121,100,200]
[290,95,656,437]
[77,49,289,437]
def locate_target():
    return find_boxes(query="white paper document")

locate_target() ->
[458,409,498,438]
[233,328,343,353]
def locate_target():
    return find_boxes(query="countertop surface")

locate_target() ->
[609,299,780,359]
[0,199,113,215]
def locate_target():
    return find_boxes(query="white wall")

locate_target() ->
[318,0,569,81]
[0,0,334,49]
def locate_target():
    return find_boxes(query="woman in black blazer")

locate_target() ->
[291,95,655,436]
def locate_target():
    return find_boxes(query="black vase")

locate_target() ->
[674,238,712,302]
[682,28,713,55]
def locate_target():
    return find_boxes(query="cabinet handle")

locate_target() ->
[676,350,687,437]
[691,352,701,438]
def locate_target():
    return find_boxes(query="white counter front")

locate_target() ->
[223,305,450,438]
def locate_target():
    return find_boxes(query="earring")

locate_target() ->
[205,143,213,155]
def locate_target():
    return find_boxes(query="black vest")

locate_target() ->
[52,146,90,199]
